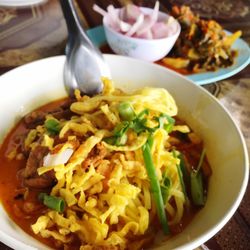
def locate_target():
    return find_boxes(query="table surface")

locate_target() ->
[0,0,249,249]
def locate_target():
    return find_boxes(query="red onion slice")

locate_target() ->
[94,1,177,40]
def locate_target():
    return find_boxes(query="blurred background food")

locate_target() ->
[0,0,249,73]
[162,5,242,73]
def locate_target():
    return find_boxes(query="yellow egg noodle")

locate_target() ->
[30,78,191,249]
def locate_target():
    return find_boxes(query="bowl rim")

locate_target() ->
[0,55,249,250]
[103,6,181,42]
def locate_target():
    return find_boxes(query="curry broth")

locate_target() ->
[0,97,207,249]
[0,98,78,249]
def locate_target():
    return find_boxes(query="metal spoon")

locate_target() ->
[60,0,110,96]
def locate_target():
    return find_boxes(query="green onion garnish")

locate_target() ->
[45,118,61,135]
[39,193,65,213]
[190,149,206,206]
[118,102,136,121]
[142,142,169,235]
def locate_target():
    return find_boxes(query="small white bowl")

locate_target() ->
[103,7,181,62]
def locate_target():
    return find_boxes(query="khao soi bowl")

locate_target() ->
[0,55,248,250]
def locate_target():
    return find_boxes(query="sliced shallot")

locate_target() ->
[136,1,159,36]
[93,1,177,40]
[43,148,74,167]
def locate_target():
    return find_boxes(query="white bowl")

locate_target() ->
[103,7,181,62]
[0,55,248,250]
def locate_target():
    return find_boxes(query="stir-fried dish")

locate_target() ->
[0,79,211,250]
[161,5,241,74]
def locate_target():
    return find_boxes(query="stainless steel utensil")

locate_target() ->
[60,0,110,96]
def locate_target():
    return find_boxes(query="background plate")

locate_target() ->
[0,0,46,6]
[87,26,250,85]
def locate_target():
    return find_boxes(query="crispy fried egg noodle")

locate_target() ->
[31,79,189,249]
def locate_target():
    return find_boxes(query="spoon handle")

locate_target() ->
[60,0,79,36]
[60,0,95,50]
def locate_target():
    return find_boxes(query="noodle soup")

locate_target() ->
[0,79,211,250]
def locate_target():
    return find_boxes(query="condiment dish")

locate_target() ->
[103,7,180,62]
